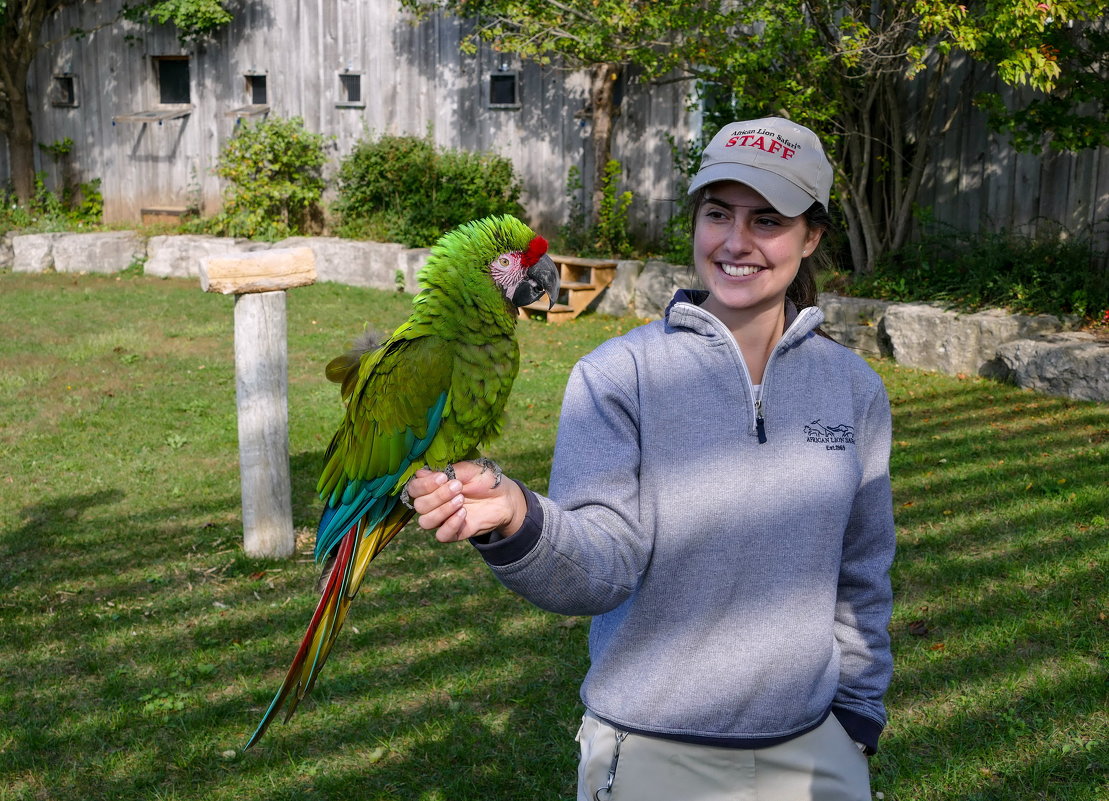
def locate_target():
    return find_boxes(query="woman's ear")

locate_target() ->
[803,225,825,257]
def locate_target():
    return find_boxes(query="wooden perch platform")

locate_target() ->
[198,250,318,559]
[521,254,618,323]
[112,107,194,124]
[200,247,317,295]
[225,104,271,118]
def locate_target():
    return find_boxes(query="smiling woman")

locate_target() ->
[405,117,896,801]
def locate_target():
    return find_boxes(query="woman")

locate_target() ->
[406,117,895,801]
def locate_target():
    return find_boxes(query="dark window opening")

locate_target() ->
[339,73,362,104]
[247,74,267,105]
[489,73,518,108]
[51,74,78,107]
[155,57,190,104]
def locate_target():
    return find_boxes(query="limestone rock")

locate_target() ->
[634,260,692,319]
[883,303,1064,376]
[994,333,1109,402]
[817,293,892,357]
[398,247,431,294]
[12,233,66,273]
[595,259,643,317]
[277,237,426,292]
[0,232,13,271]
[146,235,263,278]
[54,231,146,274]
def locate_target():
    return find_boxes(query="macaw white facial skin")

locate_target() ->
[490,251,527,297]
[693,181,823,338]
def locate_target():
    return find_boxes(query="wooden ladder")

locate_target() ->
[521,254,618,323]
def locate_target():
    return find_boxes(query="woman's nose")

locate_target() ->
[723,220,752,254]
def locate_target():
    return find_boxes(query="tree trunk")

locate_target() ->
[0,0,51,204]
[6,80,37,203]
[587,62,621,226]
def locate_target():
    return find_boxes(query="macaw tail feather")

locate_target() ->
[243,501,413,749]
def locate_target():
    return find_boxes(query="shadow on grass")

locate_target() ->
[870,372,1108,799]
[0,446,586,800]
[2,272,1105,801]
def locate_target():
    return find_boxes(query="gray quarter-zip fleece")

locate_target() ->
[474,290,896,751]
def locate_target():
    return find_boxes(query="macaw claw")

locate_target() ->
[473,457,502,488]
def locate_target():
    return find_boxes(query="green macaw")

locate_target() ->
[245,215,559,748]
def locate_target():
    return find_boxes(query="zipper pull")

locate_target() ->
[755,398,767,444]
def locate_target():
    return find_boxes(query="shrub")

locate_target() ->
[557,161,635,258]
[335,133,523,247]
[0,172,103,235]
[198,116,327,241]
[849,223,1109,321]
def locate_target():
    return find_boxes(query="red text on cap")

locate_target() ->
[724,134,796,160]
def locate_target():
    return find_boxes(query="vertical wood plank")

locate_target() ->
[234,291,295,559]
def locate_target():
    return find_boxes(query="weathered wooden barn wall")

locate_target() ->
[8,4,1106,257]
[911,53,1109,258]
[11,0,694,240]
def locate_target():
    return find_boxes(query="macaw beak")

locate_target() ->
[512,254,560,310]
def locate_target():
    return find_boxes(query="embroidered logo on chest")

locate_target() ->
[804,420,856,451]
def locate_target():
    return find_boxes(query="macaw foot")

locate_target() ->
[474,457,503,488]
[400,462,458,510]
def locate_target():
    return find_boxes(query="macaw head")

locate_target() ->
[421,215,561,311]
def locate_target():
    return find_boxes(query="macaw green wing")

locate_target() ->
[314,332,456,562]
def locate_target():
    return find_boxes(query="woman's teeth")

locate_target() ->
[720,264,761,277]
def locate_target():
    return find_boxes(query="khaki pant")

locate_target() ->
[576,712,871,801]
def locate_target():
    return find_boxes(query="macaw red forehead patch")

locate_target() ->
[521,235,548,267]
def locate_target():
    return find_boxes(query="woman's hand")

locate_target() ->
[405,461,527,543]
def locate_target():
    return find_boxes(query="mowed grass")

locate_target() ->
[0,271,1105,801]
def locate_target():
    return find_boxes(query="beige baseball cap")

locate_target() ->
[687,117,833,217]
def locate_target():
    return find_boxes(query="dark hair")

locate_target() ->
[688,186,833,311]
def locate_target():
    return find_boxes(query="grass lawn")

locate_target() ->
[0,271,1105,801]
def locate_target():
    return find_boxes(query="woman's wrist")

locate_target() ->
[495,479,528,537]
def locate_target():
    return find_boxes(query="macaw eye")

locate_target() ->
[498,256,511,267]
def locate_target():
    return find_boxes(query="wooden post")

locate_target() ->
[199,248,316,558]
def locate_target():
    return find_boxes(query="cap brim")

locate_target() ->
[687,163,815,218]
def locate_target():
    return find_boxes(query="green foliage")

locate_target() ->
[399,0,686,70]
[38,137,74,161]
[594,160,633,256]
[557,161,634,257]
[120,0,233,43]
[0,173,103,234]
[334,133,524,248]
[408,0,1106,274]
[976,22,1109,152]
[75,178,104,223]
[196,116,327,241]
[849,223,1109,320]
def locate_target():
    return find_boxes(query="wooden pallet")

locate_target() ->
[520,254,618,323]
